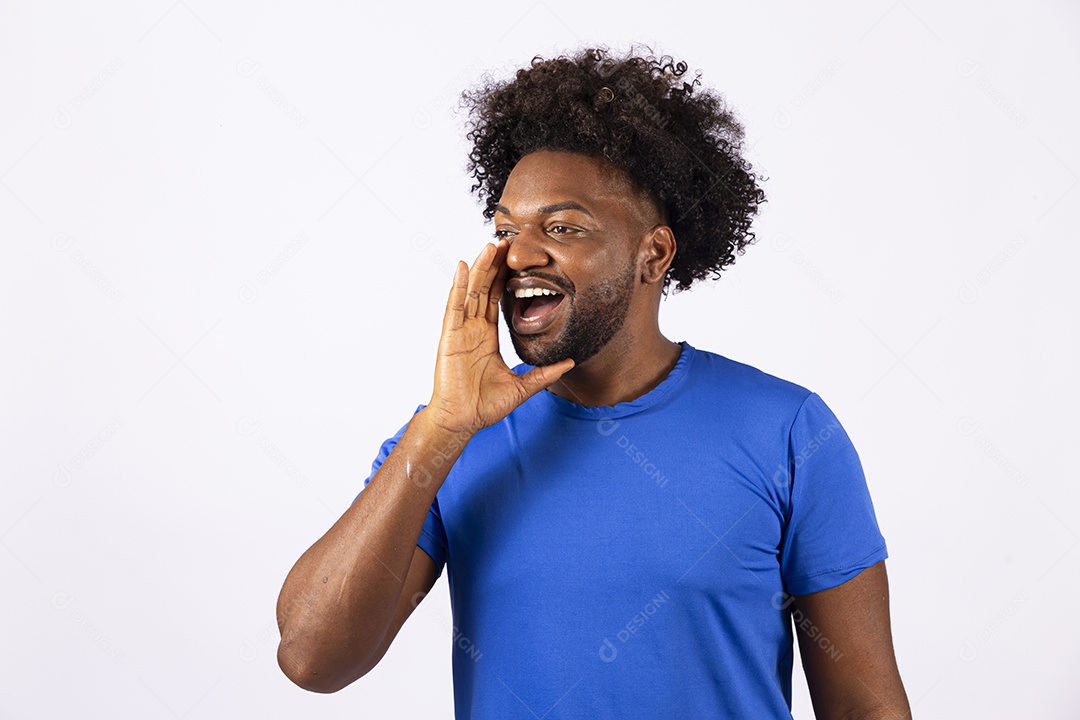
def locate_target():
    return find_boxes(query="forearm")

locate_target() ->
[276,408,471,687]
[831,701,911,720]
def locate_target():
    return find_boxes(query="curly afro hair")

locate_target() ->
[461,45,766,294]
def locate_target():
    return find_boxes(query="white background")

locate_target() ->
[2,1,1078,717]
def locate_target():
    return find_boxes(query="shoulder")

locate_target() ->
[684,344,814,418]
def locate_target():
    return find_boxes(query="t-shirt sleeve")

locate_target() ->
[353,403,447,577]
[779,392,887,595]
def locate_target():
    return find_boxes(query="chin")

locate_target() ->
[507,333,560,365]
[511,332,602,368]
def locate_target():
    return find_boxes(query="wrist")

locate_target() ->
[412,406,476,453]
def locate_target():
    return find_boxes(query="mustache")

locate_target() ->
[507,271,574,295]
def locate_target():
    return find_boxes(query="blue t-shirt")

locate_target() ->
[358,341,887,718]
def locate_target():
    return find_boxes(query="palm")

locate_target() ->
[428,239,573,435]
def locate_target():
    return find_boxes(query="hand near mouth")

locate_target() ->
[426,238,575,437]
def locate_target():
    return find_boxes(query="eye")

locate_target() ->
[493,228,517,239]
[549,225,573,235]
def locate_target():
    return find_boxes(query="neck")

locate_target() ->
[546,328,682,408]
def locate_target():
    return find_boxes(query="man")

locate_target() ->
[276,47,910,718]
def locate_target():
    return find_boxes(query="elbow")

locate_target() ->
[276,634,374,694]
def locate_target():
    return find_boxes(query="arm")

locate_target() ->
[275,238,573,693]
[275,409,468,693]
[792,560,911,719]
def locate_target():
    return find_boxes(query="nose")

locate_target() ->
[504,225,552,273]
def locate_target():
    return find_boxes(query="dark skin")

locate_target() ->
[276,149,910,718]
[794,562,911,718]
[492,149,683,407]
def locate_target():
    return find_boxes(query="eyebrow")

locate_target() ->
[495,201,594,218]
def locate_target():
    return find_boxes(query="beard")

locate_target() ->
[502,256,637,367]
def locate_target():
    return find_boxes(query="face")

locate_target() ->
[494,150,659,367]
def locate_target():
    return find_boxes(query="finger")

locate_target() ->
[468,240,504,321]
[464,243,495,318]
[486,239,510,325]
[517,357,576,398]
[443,261,468,332]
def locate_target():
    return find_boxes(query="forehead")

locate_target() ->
[497,150,640,215]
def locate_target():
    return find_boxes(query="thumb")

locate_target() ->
[517,357,576,398]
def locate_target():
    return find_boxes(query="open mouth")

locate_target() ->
[510,288,566,335]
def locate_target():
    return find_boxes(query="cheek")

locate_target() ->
[553,246,630,282]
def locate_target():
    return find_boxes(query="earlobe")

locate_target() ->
[639,226,676,285]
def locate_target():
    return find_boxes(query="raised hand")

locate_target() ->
[426,238,574,436]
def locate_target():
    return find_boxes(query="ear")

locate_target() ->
[637,225,677,285]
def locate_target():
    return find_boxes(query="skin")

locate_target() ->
[276,149,910,718]
[794,562,911,719]
[493,149,682,406]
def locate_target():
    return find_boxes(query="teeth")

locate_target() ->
[513,287,562,298]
